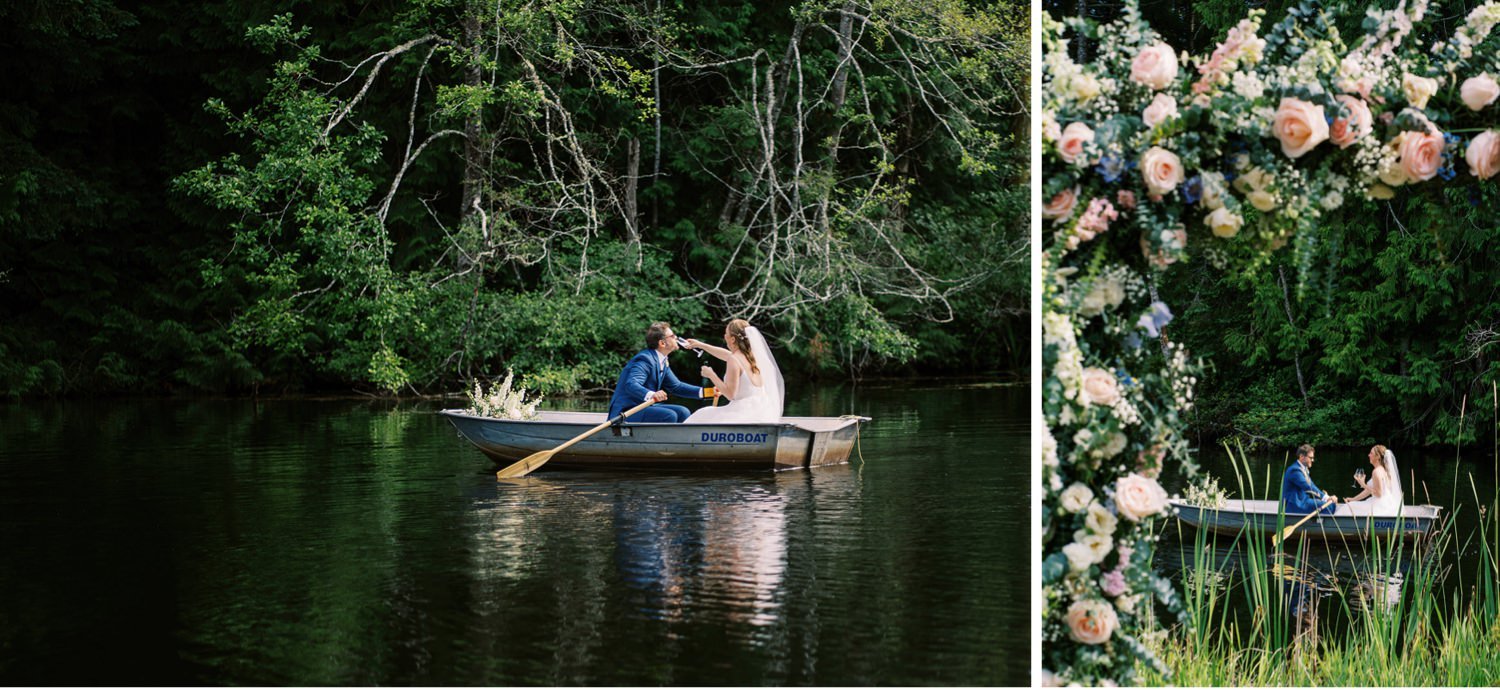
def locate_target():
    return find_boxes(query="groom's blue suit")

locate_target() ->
[608,349,705,423]
[1281,462,1336,515]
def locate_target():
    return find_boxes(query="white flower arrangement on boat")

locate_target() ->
[466,370,543,421]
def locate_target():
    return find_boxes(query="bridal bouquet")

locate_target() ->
[466,370,543,421]
[1042,0,1500,684]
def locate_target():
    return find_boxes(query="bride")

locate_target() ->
[1345,444,1404,515]
[681,319,784,424]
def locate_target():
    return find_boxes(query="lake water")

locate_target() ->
[0,382,1027,685]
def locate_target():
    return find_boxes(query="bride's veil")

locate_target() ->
[744,326,784,420]
[1384,448,1404,506]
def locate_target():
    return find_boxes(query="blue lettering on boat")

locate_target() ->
[700,432,769,444]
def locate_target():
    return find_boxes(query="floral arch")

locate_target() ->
[1041,0,1500,683]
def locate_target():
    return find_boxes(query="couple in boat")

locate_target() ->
[605,320,784,425]
[1282,443,1404,516]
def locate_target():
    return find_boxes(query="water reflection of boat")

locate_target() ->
[439,410,869,471]
[1170,499,1442,540]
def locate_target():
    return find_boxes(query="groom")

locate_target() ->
[1281,444,1338,515]
[607,322,716,423]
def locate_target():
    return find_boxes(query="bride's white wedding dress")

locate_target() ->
[683,326,784,425]
[1346,449,1405,516]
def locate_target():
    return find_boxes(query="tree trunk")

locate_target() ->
[625,137,641,246]
[460,5,484,237]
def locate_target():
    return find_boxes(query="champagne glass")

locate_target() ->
[1354,467,1366,490]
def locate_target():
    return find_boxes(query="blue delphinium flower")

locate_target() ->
[1136,301,1175,337]
[1096,154,1127,183]
[1438,133,1462,181]
[1183,176,1203,205]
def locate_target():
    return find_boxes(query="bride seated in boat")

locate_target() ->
[1341,444,1404,516]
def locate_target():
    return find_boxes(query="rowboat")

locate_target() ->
[438,409,871,472]
[1170,498,1443,540]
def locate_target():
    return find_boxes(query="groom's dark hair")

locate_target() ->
[1297,444,1315,459]
[645,322,672,350]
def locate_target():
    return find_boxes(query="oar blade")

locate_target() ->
[497,450,553,479]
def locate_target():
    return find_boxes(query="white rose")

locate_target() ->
[1142,93,1178,128]
[1205,207,1243,238]
[1063,542,1098,572]
[1081,367,1121,406]
[1086,502,1118,535]
[1078,277,1125,317]
[1462,74,1500,111]
[1060,482,1095,513]
[1074,529,1114,562]
[1115,472,1170,521]
[1403,73,1440,109]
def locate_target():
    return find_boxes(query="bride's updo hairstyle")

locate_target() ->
[1371,444,1389,464]
[726,318,760,374]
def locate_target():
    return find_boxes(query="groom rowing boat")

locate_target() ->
[1281,444,1338,516]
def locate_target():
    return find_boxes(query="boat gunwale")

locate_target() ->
[436,408,871,433]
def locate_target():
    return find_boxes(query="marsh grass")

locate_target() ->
[1141,442,1500,686]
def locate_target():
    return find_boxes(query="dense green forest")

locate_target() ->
[0,0,1029,398]
[1048,0,1500,447]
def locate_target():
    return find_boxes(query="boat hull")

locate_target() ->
[1170,499,1442,541]
[438,409,869,471]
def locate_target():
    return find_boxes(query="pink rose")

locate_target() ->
[1131,44,1179,91]
[1115,473,1169,521]
[1462,75,1500,112]
[1399,128,1444,182]
[1142,93,1178,128]
[1066,599,1118,645]
[1116,190,1137,211]
[1081,367,1120,406]
[1043,187,1079,223]
[1057,122,1095,165]
[1272,97,1329,158]
[1468,131,1500,180]
[1140,146,1185,196]
[1329,95,1372,149]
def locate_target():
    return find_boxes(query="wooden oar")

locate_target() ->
[496,399,656,479]
[1272,497,1336,548]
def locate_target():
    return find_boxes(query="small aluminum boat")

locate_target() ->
[439,409,871,472]
[1170,499,1443,541]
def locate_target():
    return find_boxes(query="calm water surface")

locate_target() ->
[0,382,1026,685]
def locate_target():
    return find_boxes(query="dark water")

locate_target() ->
[0,382,1026,685]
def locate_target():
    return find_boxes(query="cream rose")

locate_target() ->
[1057,122,1095,165]
[1272,97,1330,158]
[1131,44,1179,91]
[1468,131,1500,180]
[1330,95,1373,149]
[1086,502,1118,536]
[1140,146,1185,196]
[1078,277,1125,317]
[1063,542,1097,572]
[1115,472,1169,522]
[1074,529,1114,562]
[1403,73,1440,109]
[1200,171,1227,210]
[1369,183,1397,199]
[1065,599,1118,645]
[1043,187,1079,223]
[1463,75,1500,111]
[1081,367,1121,406]
[1205,207,1243,238]
[1073,73,1102,102]
[1399,128,1444,182]
[1247,190,1278,212]
[1142,93,1178,128]
[1059,482,1095,513]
